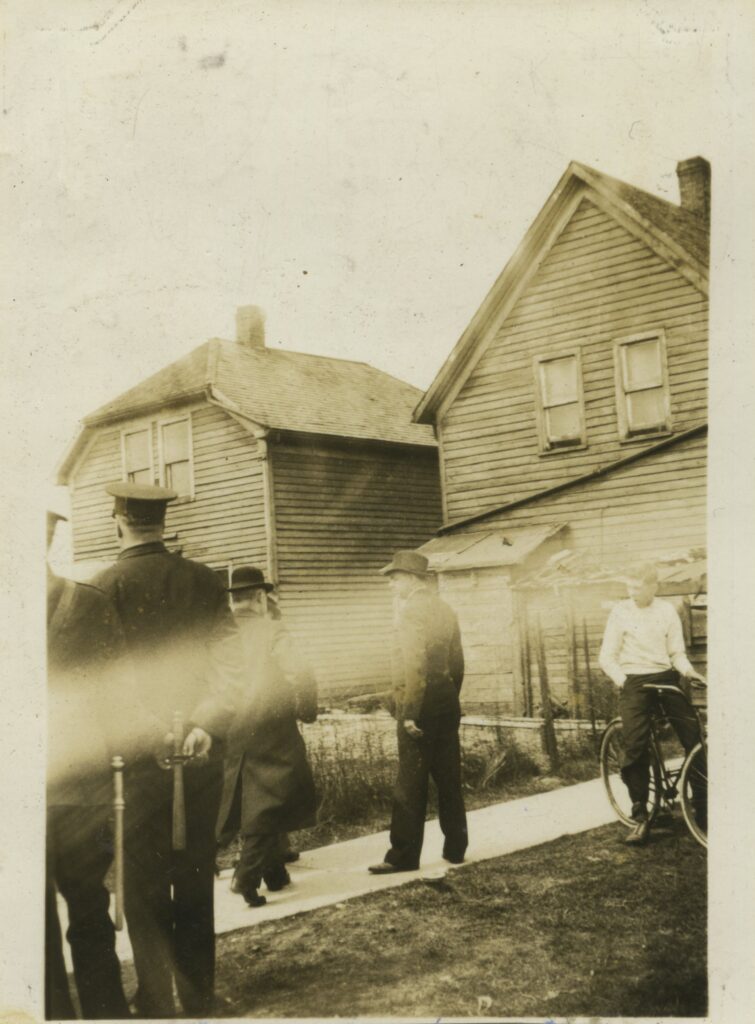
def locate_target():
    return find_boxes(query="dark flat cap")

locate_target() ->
[106,481,177,524]
[228,565,275,593]
[379,550,430,577]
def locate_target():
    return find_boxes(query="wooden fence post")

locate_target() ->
[581,618,598,750]
[563,594,580,719]
[534,613,560,772]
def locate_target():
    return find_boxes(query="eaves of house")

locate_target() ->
[57,336,436,485]
[413,158,709,427]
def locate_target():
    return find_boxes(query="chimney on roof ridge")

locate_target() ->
[676,157,710,224]
[236,305,266,349]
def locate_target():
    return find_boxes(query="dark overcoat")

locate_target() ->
[94,541,245,752]
[47,571,127,804]
[217,614,318,836]
[390,586,465,721]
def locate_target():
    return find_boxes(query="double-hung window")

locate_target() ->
[121,415,194,499]
[123,427,153,484]
[614,332,671,439]
[534,350,586,452]
[160,417,192,497]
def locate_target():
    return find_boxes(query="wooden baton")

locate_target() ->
[111,755,125,931]
[172,711,187,851]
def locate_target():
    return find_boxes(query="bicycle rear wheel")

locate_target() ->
[599,718,661,825]
[679,742,708,848]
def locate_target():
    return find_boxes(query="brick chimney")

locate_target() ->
[676,157,710,224]
[236,305,266,349]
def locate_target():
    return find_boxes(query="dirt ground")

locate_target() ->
[212,817,707,1019]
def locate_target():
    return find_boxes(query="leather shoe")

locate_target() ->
[264,866,291,892]
[368,861,417,875]
[230,875,267,907]
[283,850,300,864]
[443,853,465,865]
[624,819,650,846]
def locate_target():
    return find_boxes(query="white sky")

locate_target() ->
[2,2,755,1018]
[3,0,728,491]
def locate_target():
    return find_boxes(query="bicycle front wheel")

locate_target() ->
[680,742,708,849]
[599,718,661,826]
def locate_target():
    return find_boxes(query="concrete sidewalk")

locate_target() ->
[66,773,618,965]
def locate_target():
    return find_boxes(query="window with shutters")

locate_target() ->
[159,416,193,498]
[122,427,154,484]
[533,350,586,453]
[614,332,672,440]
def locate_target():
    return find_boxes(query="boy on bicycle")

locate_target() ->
[599,562,706,845]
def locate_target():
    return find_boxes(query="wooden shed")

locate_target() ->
[57,307,442,696]
[413,157,709,714]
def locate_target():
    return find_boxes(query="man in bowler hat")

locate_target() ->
[217,566,318,908]
[94,483,245,1018]
[369,550,467,874]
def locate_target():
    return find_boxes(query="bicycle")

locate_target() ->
[599,681,708,848]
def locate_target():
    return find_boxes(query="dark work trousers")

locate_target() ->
[219,773,289,892]
[45,804,130,1020]
[619,671,704,814]
[123,759,224,1019]
[385,712,468,869]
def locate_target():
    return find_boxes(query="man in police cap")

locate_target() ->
[94,482,246,1019]
[46,509,131,1019]
[369,550,467,874]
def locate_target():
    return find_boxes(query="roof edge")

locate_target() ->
[414,160,708,425]
[438,423,708,535]
[83,386,209,427]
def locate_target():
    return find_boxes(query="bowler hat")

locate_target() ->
[380,549,430,577]
[227,565,275,593]
[106,481,177,525]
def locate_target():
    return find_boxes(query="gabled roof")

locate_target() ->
[414,159,710,424]
[59,339,435,483]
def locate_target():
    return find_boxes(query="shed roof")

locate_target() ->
[512,548,706,593]
[414,158,710,424]
[419,523,566,572]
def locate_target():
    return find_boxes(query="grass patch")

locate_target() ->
[214,818,707,1019]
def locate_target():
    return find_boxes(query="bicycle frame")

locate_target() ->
[600,681,707,847]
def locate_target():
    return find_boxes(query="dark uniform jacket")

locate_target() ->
[217,613,318,836]
[390,586,465,722]
[47,571,126,805]
[94,542,245,756]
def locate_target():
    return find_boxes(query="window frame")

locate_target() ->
[533,348,587,455]
[613,330,672,442]
[156,412,195,501]
[120,423,155,485]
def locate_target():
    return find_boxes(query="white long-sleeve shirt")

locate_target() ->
[598,597,694,687]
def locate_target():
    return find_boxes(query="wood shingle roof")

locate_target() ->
[82,338,435,447]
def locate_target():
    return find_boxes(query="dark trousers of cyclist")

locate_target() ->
[619,670,704,819]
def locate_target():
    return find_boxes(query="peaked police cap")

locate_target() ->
[106,481,177,525]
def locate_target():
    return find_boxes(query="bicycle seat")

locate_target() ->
[640,683,686,696]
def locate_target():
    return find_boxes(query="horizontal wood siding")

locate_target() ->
[272,440,443,696]
[70,403,268,573]
[437,570,515,713]
[435,434,706,711]
[441,198,708,522]
[70,429,123,562]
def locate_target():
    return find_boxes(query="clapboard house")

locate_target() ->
[413,158,710,715]
[57,307,442,695]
